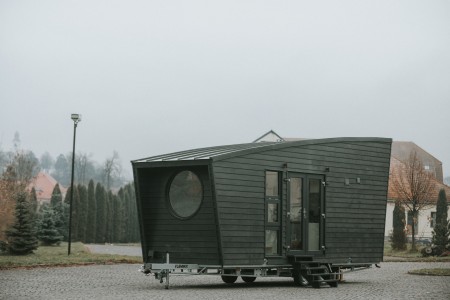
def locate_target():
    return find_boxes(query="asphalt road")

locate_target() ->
[1,261,449,300]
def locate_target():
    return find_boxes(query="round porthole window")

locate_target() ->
[169,170,203,219]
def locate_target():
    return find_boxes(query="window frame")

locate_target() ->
[265,170,281,256]
[167,170,204,220]
[430,212,436,228]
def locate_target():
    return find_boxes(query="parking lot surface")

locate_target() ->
[1,262,449,299]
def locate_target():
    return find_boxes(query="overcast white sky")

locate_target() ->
[1,0,449,179]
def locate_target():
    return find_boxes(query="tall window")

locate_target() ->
[265,171,280,255]
[430,212,436,228]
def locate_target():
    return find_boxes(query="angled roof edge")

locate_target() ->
[132,137,392,164]
[131,142,279,163]
[211,137,392,162]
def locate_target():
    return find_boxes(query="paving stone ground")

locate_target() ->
[85,244,142,257]
[1,261,449,300]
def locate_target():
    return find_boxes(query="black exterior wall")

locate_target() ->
[133,163,220,265]
[212,139,391,265]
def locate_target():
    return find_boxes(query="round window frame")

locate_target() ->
[167,170,204,220]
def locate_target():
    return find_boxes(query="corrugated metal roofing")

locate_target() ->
[132,142,279,162]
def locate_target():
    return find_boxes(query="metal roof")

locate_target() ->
[132,142,279,163]
[132,137,392,164]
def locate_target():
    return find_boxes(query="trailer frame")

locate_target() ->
[139,252,374,289]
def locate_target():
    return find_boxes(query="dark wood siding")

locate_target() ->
[212,165,266,265]
[213,140,391,265]
[135,165,220,265]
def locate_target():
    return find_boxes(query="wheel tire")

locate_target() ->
[221,275,238,284]
[293,270,309,287]
[329,281,338,288]
[242,276,256,283]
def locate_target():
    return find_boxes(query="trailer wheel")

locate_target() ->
[242,276,256,283]
[293,270,309,287]
[221,275,238,284]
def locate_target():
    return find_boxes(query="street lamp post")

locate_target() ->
[68,113,81,255]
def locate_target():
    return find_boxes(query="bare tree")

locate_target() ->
[103,151,120,190]
[75,152,93,186]
[10,150,39,186]
[391,151,436,251]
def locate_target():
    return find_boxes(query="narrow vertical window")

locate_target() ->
[265,171,280,255]
[430,212,436,228]
[265,171,279,197]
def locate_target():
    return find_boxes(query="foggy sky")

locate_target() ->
[1,1,449,179]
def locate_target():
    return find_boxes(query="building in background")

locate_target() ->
[28,172,67,206]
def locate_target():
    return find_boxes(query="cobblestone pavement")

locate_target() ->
[1,262,449,300]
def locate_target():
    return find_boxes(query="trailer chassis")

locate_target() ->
[138,253,373,289]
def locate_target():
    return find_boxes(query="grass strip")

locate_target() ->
[0,242,141,270]
[408,268,450,276]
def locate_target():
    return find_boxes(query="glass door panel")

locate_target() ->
[289,177,303,250]
[308,179,321,251]
[287,174,324,254]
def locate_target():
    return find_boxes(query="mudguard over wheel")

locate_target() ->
[221,275,238,284]
[242,276,256,283]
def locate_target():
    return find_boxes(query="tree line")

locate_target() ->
[46,180,140,245]
[0,144,140,255]
[0,132,127,189]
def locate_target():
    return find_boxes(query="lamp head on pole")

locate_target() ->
[71,114,82,124]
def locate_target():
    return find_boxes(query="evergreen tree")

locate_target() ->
[128,184,140,242]
[5,190,39,255]
[76,184,88,242]
[37,204,63,246]
[50,184,62,207]
[64,186,80,242]
[29,187,38,217]
[71,187,81,241]
[120,186,131,243]
[391,201,407,250]
[85,180,96,243]
[50,184,65,239]
[112,193,124,243]
[95,183,107,243]
[432,189,449,253]
[122,184,139,243]
[29,187,39,230]
[63,188,71,241]
[105,191,114,243]
[121,183,140,243]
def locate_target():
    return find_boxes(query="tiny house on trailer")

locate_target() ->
[132,138,392,289]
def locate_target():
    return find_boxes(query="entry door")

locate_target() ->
[287,173,325,254]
